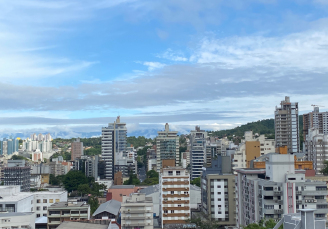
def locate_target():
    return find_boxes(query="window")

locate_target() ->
[31,207,33,211]
[164,210,168,213]
[49,199,53,203]
[43,214,47,216]
[43,199,47,203]
[43,206,47,210]
[176,171,180,175]
[178,205,181,207]
[171,210,174,213]
[55,199,60,202]
[37,214,40,218]
[37,207,40,210]
[37,199,41,203]
[168,171,173,176]
[171,191,174,194]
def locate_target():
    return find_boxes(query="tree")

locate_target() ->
[321,161,328,175]
[49,174,60,185]
[11,155,28,160]
[77,184,91,196]
[242,218,283,229]
[123,174,140,185]
[187,217,224,229]
[191,177,200,187]
[88,196,99,215]
[62,170,88,192]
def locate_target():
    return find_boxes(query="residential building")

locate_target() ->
[156,123,179,172]
[303,107,328,141]
[102,116,127,180]
[274,96,299,154]
[47,201,90,229]
[235,154,328,228]
[30,163,50,189]
[0,212,36,229]
[73,155,99,179]
[57,221,118,229]
[304,128,328,174]
[232,131,275,172]
[181,151,190,169]
[121,193,153,229]
[71,139,83,161]
[114,157,137,178]
[160,164,190,227]
[106,185,142,202]
[92,199,121,220]
[4,160,31,192]
[147,148,157,171]
[0,186,67,217]
[0,137,19,155]
[273,209,326,229]
[190,126,207,180]
[140,184,201,217]
[201,156,235,226]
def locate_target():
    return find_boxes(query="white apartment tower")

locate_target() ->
[101,116,127,180]
[160,166,190,227]
[156,123,179,172]
[190,126,207,180]
[274,96,299,154]
[303,107,328,141]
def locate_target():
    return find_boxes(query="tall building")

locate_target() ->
[304,128,328,174]
[190,126,207,180]
[120,193,153,229]
[274,96,299,154]
[156,123,179,172]
[160,163,190,227]
[4,160,31,192]
[303,107,328,141]
[201,156,235,226]
[71,138,83,161]
[73,155,99,179]
[102,116,127,179]
[0,137,19,155]
[235,154,328,228]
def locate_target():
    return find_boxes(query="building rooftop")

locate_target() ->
[109,185,135,189]
[35,216,48,224]
[57,221,109,229]
[92,199,121,216]
[140,184,200,195]
[49,202,88,208]
[0,212,35,217]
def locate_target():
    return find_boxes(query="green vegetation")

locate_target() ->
[79,137,101,147]
[123,174,141,185]
[84,146,101,156]
[136,146,151,169]
[141,170,159,185]
[11,155,29,160]
[187,217,225,229]
[242,218,283,229]
[127,136,153,148]
[51,151,71,161]
[191,177,200,187]
[320,161,328,175]
[62,170,88,192]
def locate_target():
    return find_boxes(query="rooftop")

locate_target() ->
[57,221,108,229]
[0,212,35,217]
[49,202,89,208]
[92,199,121,216]
[109,185,135,189]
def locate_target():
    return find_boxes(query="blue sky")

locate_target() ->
[1,0,328,138]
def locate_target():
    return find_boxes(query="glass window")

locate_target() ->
[55,199,60,202]
[37,199,41,203]
[49,199,53,203]
[43,199,47,203]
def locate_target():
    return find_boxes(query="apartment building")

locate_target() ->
[4,160,31,192]
[274,96,299,154]
[156,123,179,172]
[0,212,36,229]
[102,116,127,179]
[201,156,235,226]
[71,139,83,161]
[47,202,90,229]
[160,164,190,227]
[232,131,275,171]
[190,126,207,180]
[305,128,328,174]
[73,155,99,179]
[303,106,328,141]
[120,193,153,229]
[235,154,328,228]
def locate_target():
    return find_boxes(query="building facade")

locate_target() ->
[303,107,328,141]
[160,166,190,227]
[101,116,127,180]
[121,193,153,229]
[190,126,207,180]
[0,212,36,229]
[4,160,31,192]
[235,154,328,228]
[274,96,299,154]
[156,123,179,172]
[71,139,83,161]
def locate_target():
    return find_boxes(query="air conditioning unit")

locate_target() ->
[185,187,188,190]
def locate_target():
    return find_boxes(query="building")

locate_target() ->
[235,154,328,228]
[30,163,50,189]
[232,131,275,172]
[0,137,19,155]
[0,186,67,217]
[273,209,326,229]
[56,221,119,229]
[181,151,190,169]
[0,212,36,229]
[92,199,121,220]
[73,155,99,179]
[304,128,328,174]
[160,164,190,227]
[106,185,142,202]
[190,126,207,180]
[303,106,328,141]
[121,193,153,229]
[201,156,235,226]
[71,139,83,161]
[274,96,299,154]
[47,201,90,229]
[102,116,127,180]
[156,123,179,172]
[4,160,31,192]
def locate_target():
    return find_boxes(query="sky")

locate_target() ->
[1,0,328,138]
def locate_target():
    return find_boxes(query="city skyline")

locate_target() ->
[0,1,328,138]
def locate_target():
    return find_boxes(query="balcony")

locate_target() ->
[274,209,283,214]
[273,191,282,196]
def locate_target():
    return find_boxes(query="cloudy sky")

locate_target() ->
[1,0,328,138]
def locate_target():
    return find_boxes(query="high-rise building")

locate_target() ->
[159,163,190,227]
[71,138,83,161]
[156,123,179,172]
[304,128,328,174]
[73,155,99,179]
[4,160,31,192]
[190,126,207,180]
[101,116,127,179]
[274,96,299,154]
[120,193,153,229]
[201,156,235,226]
[235,154,328,228]
[303,107,328,141]
[0,137,19,155]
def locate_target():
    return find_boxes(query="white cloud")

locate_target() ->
[158,49,188,62]
[142,61,166,71]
